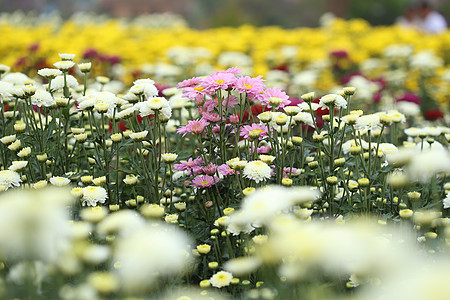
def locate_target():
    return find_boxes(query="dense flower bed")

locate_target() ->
[0,13,448,300]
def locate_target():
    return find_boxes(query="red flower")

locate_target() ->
[424,109,444,121]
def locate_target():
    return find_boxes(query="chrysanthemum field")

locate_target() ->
[0,12,449,300]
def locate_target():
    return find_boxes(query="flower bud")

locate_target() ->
[399,209,413,219]
[197,244,211,255]
[358,178,370,187]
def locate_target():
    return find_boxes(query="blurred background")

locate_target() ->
[1,0,449,28]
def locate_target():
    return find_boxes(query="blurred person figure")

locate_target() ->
[396,5,421,29]
[417,0,447,33]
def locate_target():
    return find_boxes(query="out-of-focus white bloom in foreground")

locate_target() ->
[261,217,416,282]
[362,260,450,300]
[228,185,320,226]
[113,222,192,294]
[405,149,450,183]
[0,188,74,262]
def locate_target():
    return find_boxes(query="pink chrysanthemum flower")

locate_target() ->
[213,67,242,75]
[202,163,218,175]
[182,85,209,99]
[262,87,291,110]
[202,72,236,93]
[233,75,266,96]
[212,124,231,135]
[229,114,240,124]
[240,123,269,140]
[177,76,202,89]
[201,112,221,122]
[177,118,210,136]
[203,95,239,112]
[174,157,204,171]
[283,167,300,178]
[191,175,219,188]
[257,145,271,154]
[218,164,235,176]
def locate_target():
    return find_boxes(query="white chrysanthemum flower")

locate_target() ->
[0,81,14,102]
[113,223,192,294]
[17,147,31,158]
[396,101,420,117]
[226,220,255,236]
[78,91,119,117]
[404,127,424,137]
[355,114,382,134]
[78,62,92,72]
[0,134,16,145]
[58,53,76,61]
[2,72,29,86]
[31,89,55,107]
[50,176,71,186]
[319,94,347,109]
[293,112,314,126]
[97,210,144,236]
[406,149,450,183]
[132,78,158,99]
[81,245,110,265]
[347,76,379,100]
[8,160,28,172]
[342,139,369,154]
[292,70,318,88]
[54,60,75,71]
[410,50,443,71]
[383,44,413,59]
[298,102,320,112]
[0,64,10,73]
[377,143,398,155]
[224,257,261,276]
[135,97,172,119]
[82,186,108,207]
[50,74,79,92]
[130,130,148,141]
[37,68,62,79]
[0,170,21,190]
[0,188,74,262]
[423,127,442,137]
[168,93,189,109]
[243,161,271,183]
[386,110,406,123]
[443,193,450,209]
[8,139,21,151]
[161,153,178,163]
[229,186,293,226]
[116,106,136,120]
[209,271,233,288]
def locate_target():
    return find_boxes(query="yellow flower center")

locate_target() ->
[243,84,252,89]
[201,180,211,186]
[194,86,205,92]
[215,80,225,84]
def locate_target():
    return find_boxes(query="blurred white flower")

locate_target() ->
[113,222,192,294]
[406,149,450,183]
[224,257,261,276]
[0,188,74,262]
[355,114,382,134]
[50,74,79,92]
